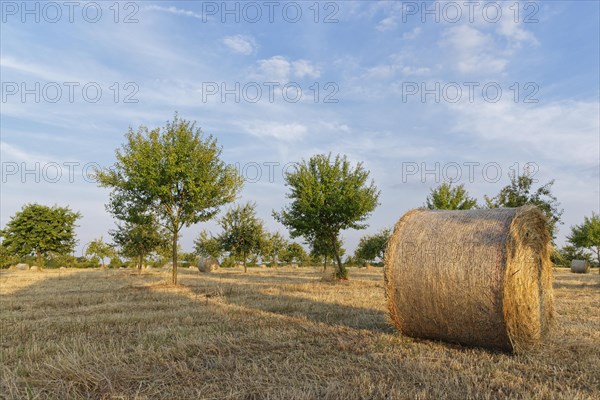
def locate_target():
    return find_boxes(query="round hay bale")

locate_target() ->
[15,263,29,271]
[384,206,554,353]
[570,259,590,273]
[30,265,42,272]
[198,257,220,273]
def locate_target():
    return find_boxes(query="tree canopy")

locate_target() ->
[567,212,600,264]
[111,215,166,269]
[0,203,80,266]
[485,171,563,239]
[425,182,477,210]
[86,237,114,267]
[194,230,224,261]
[218,202,264,273]
[274,153,380,279]
[97,113,243,284]
[260,231,287,267]
[354,228,391,264]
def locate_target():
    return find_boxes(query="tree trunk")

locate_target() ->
[243,251,247,273]
[323,257,327,271]
[138,254,143,270]
[172,232,178,285]
[331,234,346,279]
[36,251,42,267]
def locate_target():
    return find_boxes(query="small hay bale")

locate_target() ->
[570,259,590,274]
[30,265,42,272]
[198,257,220,273]
[384,206,554,353]
[15,263,29,271]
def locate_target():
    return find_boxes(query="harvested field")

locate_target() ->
[1,267,598,399]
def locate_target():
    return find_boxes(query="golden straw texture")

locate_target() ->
[384,206,554,353]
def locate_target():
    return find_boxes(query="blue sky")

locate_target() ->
[1,0,599,256]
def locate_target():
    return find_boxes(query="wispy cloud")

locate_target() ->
[145,5,203,20]
[222,35,257,55]
[241,121,308,142]
[255,56,321,81]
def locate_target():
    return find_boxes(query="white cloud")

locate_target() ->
[255,57,320,81]
[377,16,397,31]
[497,14,539,47]
[222,35,257,55]
[364,53,431,80]
[145,5,203,20]
[242,121,308,141]
[292,60,321,79]
[439,25,509,74]
[449,99,600,167]
[256,56,292,81]
[402,27,422,40]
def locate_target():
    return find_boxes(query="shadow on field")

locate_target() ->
[1,268,391,334]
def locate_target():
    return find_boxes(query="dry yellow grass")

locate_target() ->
[1,267,598,399]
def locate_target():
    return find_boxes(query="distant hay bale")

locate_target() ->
[384,206,554,353]
[30,265,42,272]
[570,259,590,274]
[15,263,29,271]
[198,257,219,273]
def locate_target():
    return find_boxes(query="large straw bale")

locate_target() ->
[384,206,554,352]
[570,259,590,273]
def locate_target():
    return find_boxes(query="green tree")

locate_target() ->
[274,154,379,279]
[567,213,600,264]
[309,235,344,270]
[97,114,243,284]
[0,204,80,266]
[354,228,391,264]
[425,182,477,210]
[218,202,264,273]
[485,171,563,239]
[260,231,287,267]
[281,242,309,265]
[86,237,114,267]
[111,215,166,270]
[194,230,224,260]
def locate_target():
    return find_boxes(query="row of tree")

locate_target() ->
[1,114,598,280]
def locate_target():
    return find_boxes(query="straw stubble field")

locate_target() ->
[1,267,598,399]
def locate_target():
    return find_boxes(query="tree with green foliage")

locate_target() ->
[354,228,391,264]
[218,202,264,273]
[280,242,309,265]
[194,230,224,260]
[485,171,562,239]
[0,203,80,266]
[567,213,600,264]
[260,231,287,267]
[425,182,477,210]
[274,154,379,279]
[111,215,166,270]
[86,237,114,267]
[97,114,243,284]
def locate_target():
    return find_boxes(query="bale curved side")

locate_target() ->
[384,206,553,352]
